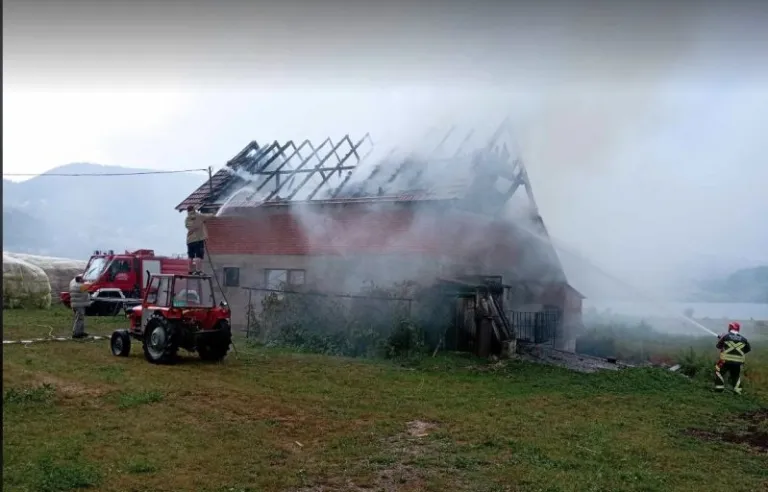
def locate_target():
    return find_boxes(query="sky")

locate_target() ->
[4,0,768,298]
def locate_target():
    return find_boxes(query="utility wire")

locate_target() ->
[3,168,208,177]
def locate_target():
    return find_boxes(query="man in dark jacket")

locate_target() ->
[715,322,752,394]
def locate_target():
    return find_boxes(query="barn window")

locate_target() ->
[288,269,305,286]
[222,267,240,287]
[265,269,306,290]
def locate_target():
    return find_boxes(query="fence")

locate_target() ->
[241,286,416,340]
[508,310,561,346]
[241,285,563,355]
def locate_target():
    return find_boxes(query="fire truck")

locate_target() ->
[60,249,189,316]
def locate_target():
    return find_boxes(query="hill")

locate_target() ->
[2,163,208,260]
[694,266,768,303]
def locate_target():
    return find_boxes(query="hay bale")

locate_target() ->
[5,252,86,297]
[3,253,52,309]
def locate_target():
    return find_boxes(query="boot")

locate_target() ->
[72,332,89,339]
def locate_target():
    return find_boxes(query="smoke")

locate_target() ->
[169,1,768,312]
[210,121,577,305]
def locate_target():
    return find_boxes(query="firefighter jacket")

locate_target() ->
[185,210,213,244]
[716,331,751,364]
[69,279,92,308]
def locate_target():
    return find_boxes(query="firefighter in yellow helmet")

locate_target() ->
[714,322,752,394]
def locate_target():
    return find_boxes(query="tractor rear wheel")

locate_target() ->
[110,329,131,357]
[197,320,232,362]
[142,316,178,364]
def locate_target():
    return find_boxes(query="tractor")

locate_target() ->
[110,273,232,364]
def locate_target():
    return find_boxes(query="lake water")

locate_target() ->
[584,301,768,321]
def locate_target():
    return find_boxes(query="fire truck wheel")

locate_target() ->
[110,330,131,357]
[197,320,232,362]
[142,316,178,365]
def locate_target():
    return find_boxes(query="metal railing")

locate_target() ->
[508,310,561,345]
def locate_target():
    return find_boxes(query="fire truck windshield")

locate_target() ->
[83,257,108,282]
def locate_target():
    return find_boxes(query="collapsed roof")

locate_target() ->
[176,120,566,282]
[176,120,538,218]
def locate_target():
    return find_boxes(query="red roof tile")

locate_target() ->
[176,169,235,211]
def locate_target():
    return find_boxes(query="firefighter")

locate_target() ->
[69,275,91,339]
[185,205,214,274]
[714,321,752,394]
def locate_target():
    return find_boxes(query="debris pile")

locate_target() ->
[515,344,634,373]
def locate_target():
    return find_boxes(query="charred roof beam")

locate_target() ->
[233,141,279,174]
[453,129,475,157]
[307,133,370,200]
[235,140,298,200]
[251,139,314,197]
[265,138,333,201]
[258,140,297,171]
[237,141,278,172]
[226,140,260,168]
[286,136,354,201]
[251,140,296,174]
[433,125,455,157]
[332,135,376,197]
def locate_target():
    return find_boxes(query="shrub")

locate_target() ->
[677,347,712,379]
[246,281,444,360]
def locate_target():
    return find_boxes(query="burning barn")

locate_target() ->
[176,124,585,353]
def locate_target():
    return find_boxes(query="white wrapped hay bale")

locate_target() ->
[5,252,86,297]
[2,253,52,309]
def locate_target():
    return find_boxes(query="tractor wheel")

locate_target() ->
[110,330,131,357]
[142,316,178,365]
[197,320,232,362]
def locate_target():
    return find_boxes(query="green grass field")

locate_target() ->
[3,307,767,492]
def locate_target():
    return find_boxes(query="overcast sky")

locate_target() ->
[4,0,768,297]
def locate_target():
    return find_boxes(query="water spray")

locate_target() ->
[512,216,720,338]
[216,186,255,217]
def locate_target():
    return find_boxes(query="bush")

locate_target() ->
[247,281,443,360]
[677,347,713,379]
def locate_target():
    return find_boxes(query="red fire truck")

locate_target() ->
[60,249,189,316]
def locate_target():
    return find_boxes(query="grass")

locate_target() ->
[3,307,768,492]
[577,324,768,401]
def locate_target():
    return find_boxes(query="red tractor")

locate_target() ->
[110,273,233,364]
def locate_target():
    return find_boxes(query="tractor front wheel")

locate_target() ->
[110,330,131,357]
[142,316,178,365]
[197,320,232,362]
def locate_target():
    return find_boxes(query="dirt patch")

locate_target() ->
[173,390,305,423]
[34,374,107,399]
[685,409,768,453]
[296,466,426,492]
[296,421,443,491]
[406,420,438,438]
[296,467,425,492]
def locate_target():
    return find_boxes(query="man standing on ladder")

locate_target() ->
[185,205,214,274]
[69,275,91,339]
[715,322,752,394]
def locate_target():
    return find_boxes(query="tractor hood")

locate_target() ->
[126,305,142,318]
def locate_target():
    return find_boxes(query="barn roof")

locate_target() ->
[181,121,568,284]
[176,121,536,217]
[176,136,376,212]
